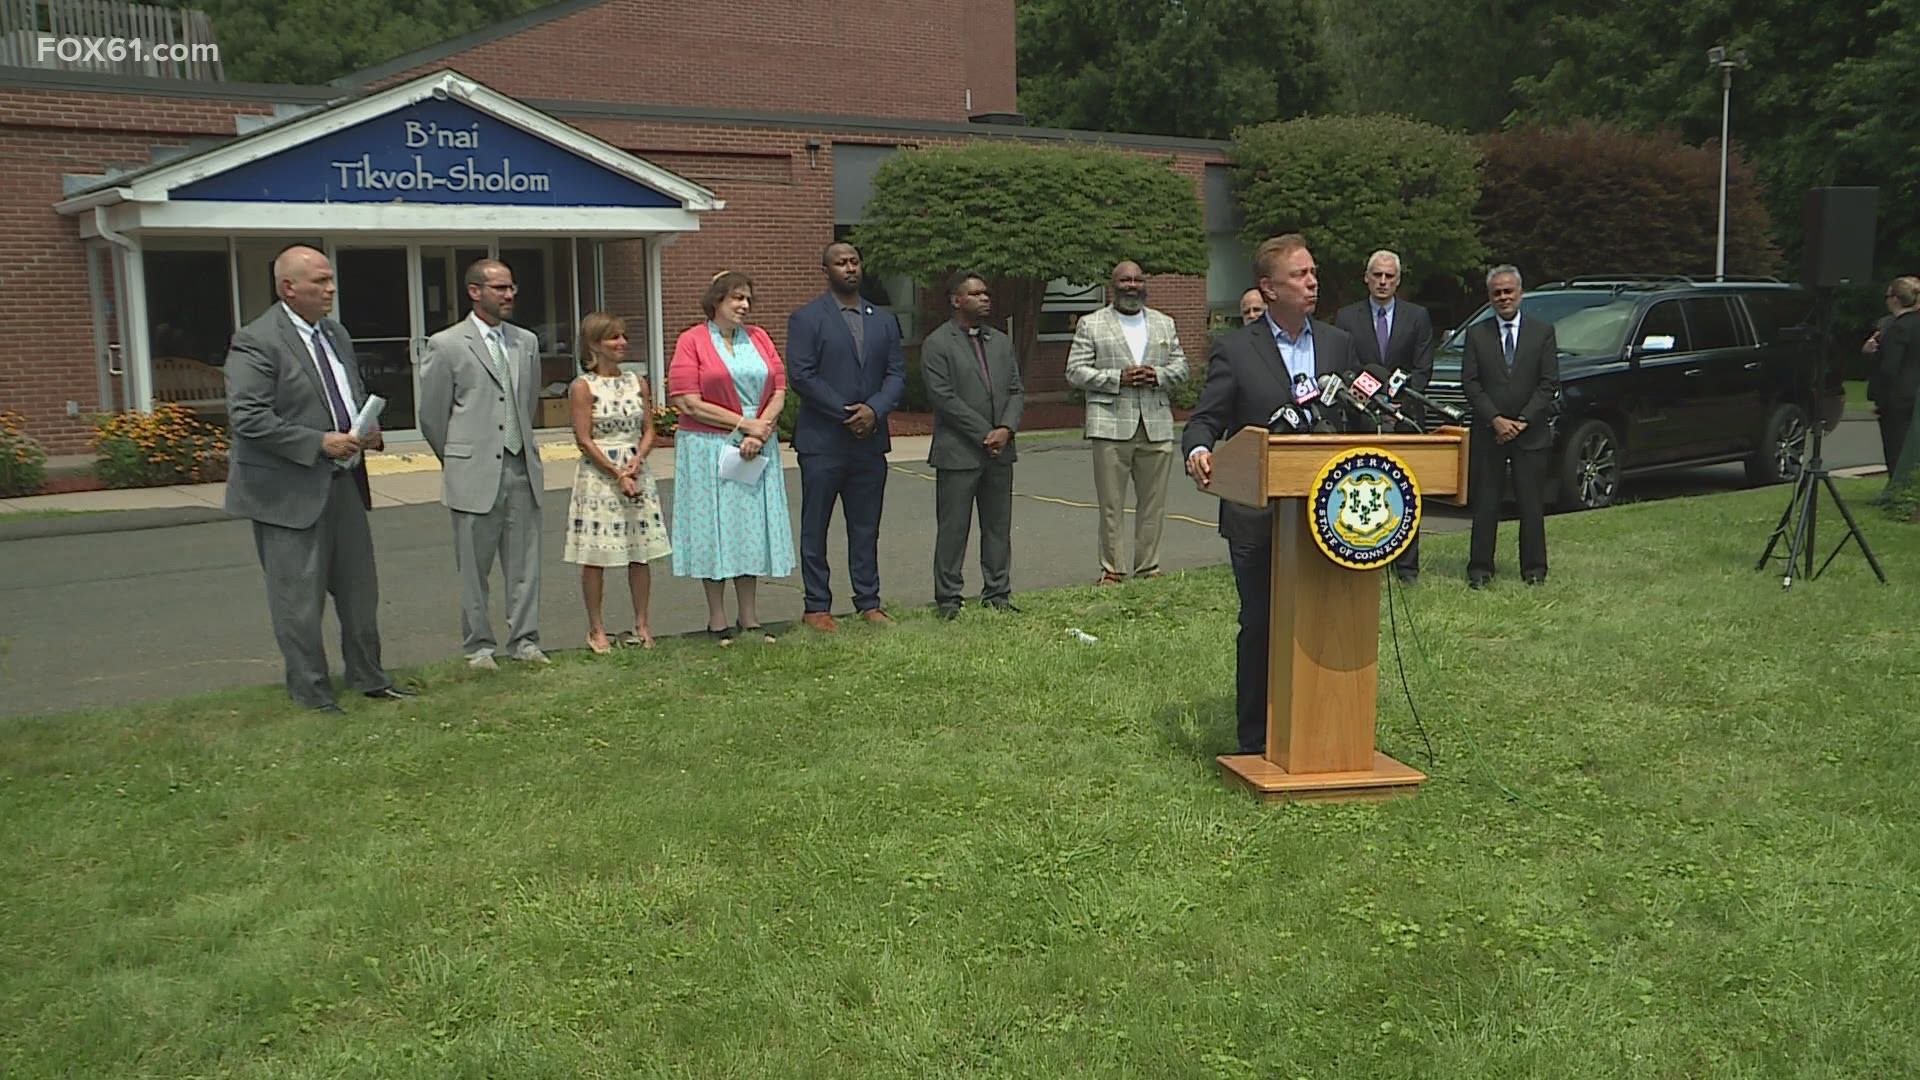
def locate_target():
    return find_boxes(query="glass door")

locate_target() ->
[332,246,419,433]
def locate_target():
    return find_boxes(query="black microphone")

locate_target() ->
[1266,403,1312,433]
[1350,367,1425,432]
[1382,366,1465,424]
[1291,373,1326,431]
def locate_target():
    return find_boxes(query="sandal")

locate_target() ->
[708,624,736,647]
[738,622,776,643]
[587,631,612,655]
[623,629,656,649]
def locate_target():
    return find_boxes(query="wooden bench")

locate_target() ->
[151,356,227,413]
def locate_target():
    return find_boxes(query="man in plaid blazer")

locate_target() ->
[1064,261,1190,584]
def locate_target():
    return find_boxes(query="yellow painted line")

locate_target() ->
[887,465,1213,527]
[363,440,582,476]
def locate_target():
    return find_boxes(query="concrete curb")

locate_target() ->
[0,505,230,541]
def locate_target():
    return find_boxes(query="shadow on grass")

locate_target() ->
[1154,692,1236,765]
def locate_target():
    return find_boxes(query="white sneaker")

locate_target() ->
[510,645,551,665]
[467,652,499,670]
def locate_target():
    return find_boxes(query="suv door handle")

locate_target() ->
[1743,361,1761,370]
[1683,368,1705,377]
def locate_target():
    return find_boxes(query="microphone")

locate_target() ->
[1351,366,1426,432]
[1265,403,1312,433]
[1291,372,1326,431]
[1381,366,1465,424]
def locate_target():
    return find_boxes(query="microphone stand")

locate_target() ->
[1753,285,1887,589]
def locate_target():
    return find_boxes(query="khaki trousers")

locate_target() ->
[1090,420,1173,577]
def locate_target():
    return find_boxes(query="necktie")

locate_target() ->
[1375,306,1390,361]
[1502,323,1516,370]
[970,329,991,391]
[310,327,352,433]
[487,329,523,455]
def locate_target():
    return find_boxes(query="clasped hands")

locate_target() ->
[1121,365,1159,388]
[1491,416,1529,444]
[842,402,877,437]
[736,415,776,460]
[983,427,1011,458]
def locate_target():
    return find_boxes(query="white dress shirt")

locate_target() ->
[282,302,358,420]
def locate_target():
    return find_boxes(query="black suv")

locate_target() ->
[1424,276,1833,510]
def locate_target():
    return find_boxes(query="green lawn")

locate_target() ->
[1845,379,1873,413]
[4,480,1918,1078]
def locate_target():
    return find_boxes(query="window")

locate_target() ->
[143,248,233,366]
[1741,291,1814,345]
[1202,163,1250,326]
[1635,300,1690,354]
[1038,278,1105,341]
[1682,297,1743,350]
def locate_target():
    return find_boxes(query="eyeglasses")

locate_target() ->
[483,283,517,294]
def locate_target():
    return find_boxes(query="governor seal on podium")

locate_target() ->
[1309,447,1422,571]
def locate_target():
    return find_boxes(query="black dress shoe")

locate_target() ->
[1395,570,1419,586]
[313,703,345,714]
[985,599,1021,613]
[1467,574,1491,590]
[936,605,961,621]
[1523,573,1546,586]
[364,686,417,701]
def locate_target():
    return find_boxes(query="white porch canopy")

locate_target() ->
[55,69,722,413]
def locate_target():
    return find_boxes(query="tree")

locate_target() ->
[1473,124,1779,284]
[851,143,1208,372]
[167,0,553,84]
[1311,0,1558,133]
[1016,0,1329,138]
[1229,115,1484,308]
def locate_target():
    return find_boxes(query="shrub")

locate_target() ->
[91,404,229,488]
[1474,123,1779,282]
[651,405,679,439]
[0,411,49,497]
[777,390,799,443]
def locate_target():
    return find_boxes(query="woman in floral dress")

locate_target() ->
[565,313,673,653]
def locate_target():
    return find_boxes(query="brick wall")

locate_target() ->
[0,89,280,453]
[364,0,1016,126]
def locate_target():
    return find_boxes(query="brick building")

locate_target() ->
[0,0,1253,453]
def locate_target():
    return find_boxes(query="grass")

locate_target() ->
[3,479,1918,1077]
[1845,379,1872,412]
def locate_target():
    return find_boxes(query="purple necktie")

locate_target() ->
[311,326,352,432]
[1375,306,1390,361]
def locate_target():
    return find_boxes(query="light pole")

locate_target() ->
[1707,45,1749,282]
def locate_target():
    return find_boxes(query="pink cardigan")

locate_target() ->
[667,322,786,434]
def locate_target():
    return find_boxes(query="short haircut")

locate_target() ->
[1252,234,1309,281]
[464,258,511,288]
[822,241,858,266]
[1486,264,1523,289]
[579,311,628,372]
[947,270,987,297]
[702,270,755,319]
[1366,250,1403,276]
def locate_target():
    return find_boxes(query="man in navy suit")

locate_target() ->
[786,242,908,631]
[1182,234,1360,757]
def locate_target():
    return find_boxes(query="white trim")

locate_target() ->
[118,239,154,411]
[87,200,704,237]
[52,71,723,215]
[86,242,115,411]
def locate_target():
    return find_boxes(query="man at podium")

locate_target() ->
[1182,234,1362,757]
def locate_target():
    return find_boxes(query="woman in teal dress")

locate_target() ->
[667,270,796,643]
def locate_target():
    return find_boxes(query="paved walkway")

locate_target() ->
[0,420,1891,718]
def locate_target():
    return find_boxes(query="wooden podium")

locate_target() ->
[1204,425,1471,802]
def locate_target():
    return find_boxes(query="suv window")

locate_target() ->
[1742,291,1815,345]
[1636,300,1689,354]
[1682,297,1743,350]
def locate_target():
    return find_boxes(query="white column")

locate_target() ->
[645,236,667,409]
[118,239,154,412]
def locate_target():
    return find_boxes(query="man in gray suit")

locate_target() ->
[224,245,415,712]
[921,272,1026,620]
[418,258,548,668]
[1064,260,1189,585]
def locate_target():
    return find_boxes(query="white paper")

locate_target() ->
[717,444,769,486]
[341,394,386,470]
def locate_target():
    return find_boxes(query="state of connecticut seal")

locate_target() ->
[1309,448,1422,570]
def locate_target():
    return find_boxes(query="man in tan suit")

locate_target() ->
[1065,260,1189,583]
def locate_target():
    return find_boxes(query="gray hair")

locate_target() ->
[1486,264,1523,289]
[1366,250,1403,276]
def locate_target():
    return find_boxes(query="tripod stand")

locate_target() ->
[1754,288,1888,590]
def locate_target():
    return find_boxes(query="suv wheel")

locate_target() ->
[1558,419,1620,511]
[1745,402,1808,486]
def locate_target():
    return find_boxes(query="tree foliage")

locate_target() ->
[1473,124,1779,285]
[1312,0,1555,133]
[170,0,552,84]
[1016,0,1329,138]
[1229,115,1484,308]
[851,143,1207,370]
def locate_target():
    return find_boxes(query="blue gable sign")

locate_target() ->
[173,99,681,208]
